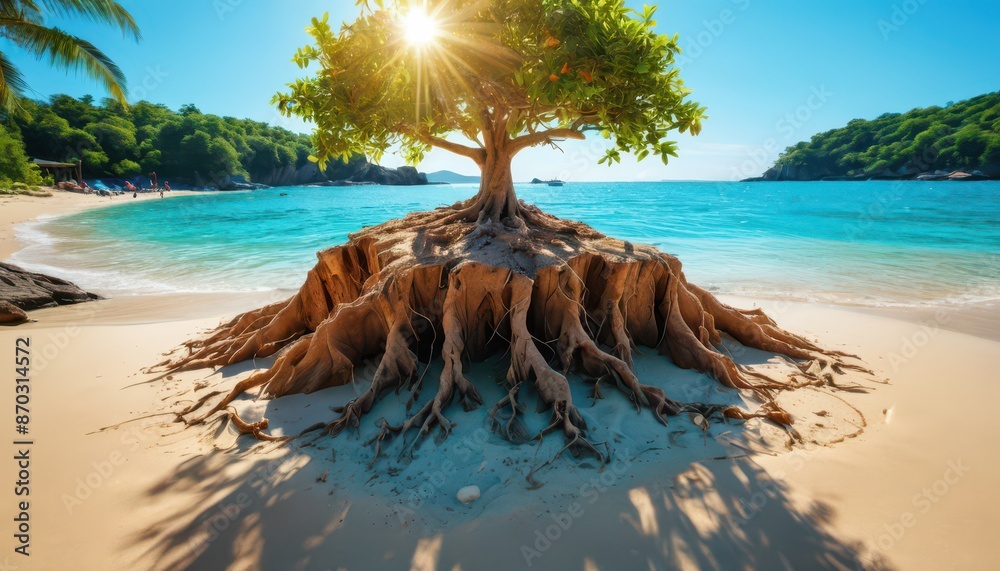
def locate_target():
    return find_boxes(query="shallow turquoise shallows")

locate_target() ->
[11,181,1000,308]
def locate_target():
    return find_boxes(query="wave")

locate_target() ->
[13,218,65,248]
[10,220,293,295]
[704,282,1000,310]
[9,252,296,296]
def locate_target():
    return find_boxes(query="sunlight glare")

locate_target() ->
[403,8,439,47]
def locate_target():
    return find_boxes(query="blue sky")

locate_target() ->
[6,0,1000,181]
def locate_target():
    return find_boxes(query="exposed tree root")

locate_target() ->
[220,407,288,442]
[162,199,872,455]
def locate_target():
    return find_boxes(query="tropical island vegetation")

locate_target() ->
[751,91,1000,181]
[1,0,130,190]
[0,95,398,190]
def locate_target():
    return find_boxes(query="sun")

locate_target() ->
[402,7,439,46]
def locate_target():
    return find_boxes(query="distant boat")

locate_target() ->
[547,181,564,187]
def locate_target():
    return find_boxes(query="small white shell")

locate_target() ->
[457,485,481,504]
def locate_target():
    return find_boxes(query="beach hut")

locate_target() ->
[31,158,81,184]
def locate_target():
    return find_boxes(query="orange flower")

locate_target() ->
[545,36,560,48]
[561,62,571,74]
[549,74,559,82]
[579,70,593,82]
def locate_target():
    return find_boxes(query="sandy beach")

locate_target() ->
[0,192,997,570]
[3,293,997,570]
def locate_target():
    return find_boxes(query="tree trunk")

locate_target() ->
[471,150,518,224]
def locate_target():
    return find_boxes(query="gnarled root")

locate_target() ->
[165,203,871,452]
[151,241,380,373]
[502,275,603,458]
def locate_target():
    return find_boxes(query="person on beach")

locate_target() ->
[164,181,171,192]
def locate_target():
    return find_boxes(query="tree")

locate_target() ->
[160,0,864,455]
[982,134,1000,166]
[84,117,137,165]
[19,105,98,161]
[954,126,987,169]
[244,135,283,175]
[50,93,98,128]
[0,0,140,113]
[139,148,161,174]
[274,0,704,223]
[110,158,140,178]
[0,123,43,185]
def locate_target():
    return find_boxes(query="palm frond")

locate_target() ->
[36,0,140,41]
[0,49,29,112]
[0,1,43,22]
[0,19,127,102]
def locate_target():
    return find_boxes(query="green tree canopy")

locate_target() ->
[4,94,322,184]
[0,123,43,185]
[772,91,1000,179]
[274,0,704,220]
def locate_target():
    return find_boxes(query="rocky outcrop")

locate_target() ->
[347,164,428,186]
[0,263,101,313]
[745,164,998,183]
[216,175,271,191]
[0,301,28,325]
[980,162,1000,178]
[249,159,429,187]
[743,163,834,182]
[251,163,330,187]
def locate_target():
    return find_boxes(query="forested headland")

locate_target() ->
[0,95,412,190]
[752,92,1000,181]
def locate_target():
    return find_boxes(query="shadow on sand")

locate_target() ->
[129,347,887,570]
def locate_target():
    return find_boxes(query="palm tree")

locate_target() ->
[0,0,140,112]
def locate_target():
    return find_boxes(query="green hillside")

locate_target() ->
[0,95,365,188]
[759,92,1000,181]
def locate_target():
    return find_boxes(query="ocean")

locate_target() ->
[10,181,1000,310]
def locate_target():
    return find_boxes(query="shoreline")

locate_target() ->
[0,189,202,261]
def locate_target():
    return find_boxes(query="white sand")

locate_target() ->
[1,292,996,570]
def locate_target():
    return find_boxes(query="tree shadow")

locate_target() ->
[474,457,894,571]
[128,351,886,570]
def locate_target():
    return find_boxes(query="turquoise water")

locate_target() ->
[11,181,1000,308]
